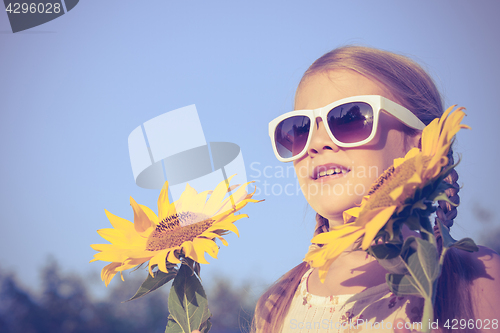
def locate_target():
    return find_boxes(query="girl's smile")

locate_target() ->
[311,163,350,181]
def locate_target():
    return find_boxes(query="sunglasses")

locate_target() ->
[268,95,426,162]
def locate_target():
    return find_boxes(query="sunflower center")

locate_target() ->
[145,212,214,251]
[366,156,430,210]
[368,166,395,197]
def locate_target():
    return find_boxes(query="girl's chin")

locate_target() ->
[301,184,366,219]
[311,201,360,223]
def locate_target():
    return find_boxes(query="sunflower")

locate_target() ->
[305,106,470,282]
[91,175,260,286]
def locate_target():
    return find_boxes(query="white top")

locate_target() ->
[281,268,424,332]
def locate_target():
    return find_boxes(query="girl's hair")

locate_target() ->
[253,45,475,333]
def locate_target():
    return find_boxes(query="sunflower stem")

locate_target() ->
[419,215,434,244]
[421,298,434,333]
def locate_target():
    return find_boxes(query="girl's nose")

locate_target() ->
[307,119,340,157]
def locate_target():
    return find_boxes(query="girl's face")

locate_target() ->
[293,70,420,226]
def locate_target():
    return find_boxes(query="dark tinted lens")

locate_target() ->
[274,116,311,159]
[327,102,373,143]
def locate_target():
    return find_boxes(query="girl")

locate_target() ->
[253,46,500,333]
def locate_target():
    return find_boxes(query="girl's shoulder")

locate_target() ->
[466,245,500,280]
[462,245,500,320]
[469,245,500,266]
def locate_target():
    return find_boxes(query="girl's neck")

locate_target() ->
[327,215,345,229]
[308,250,387,296]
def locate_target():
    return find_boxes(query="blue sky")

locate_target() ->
[1,1,499,297]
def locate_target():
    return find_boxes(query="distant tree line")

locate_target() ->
[3,209,496,333]
[0,260,257,333]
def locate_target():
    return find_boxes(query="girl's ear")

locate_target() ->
[405,131,422,152]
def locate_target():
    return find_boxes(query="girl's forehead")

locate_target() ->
[294,70,396,110]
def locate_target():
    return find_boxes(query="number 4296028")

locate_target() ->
[444,319,498,330]
[5,2,62,14]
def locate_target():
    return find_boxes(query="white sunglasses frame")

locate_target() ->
[268,95,426,163]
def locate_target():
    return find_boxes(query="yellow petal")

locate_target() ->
[214,234,229,246]
[115,258,144,272]
[101,262,121,287]
[421,118,440,155]
[435,105,456,141]
[306,228,366,281]
[92,250,128,263]
[206,219,241,237]
[394,148,419,168]
[96,228,129,246]
[104,209,134,233]
[405,147,420,160]
[149,250,169,273]
[204,175,235,216]
[426,145,451,179]
[184,190,210,214]
[176,183,202,212]
[167,250,181,264]
[216,181,254,215]
[214,197,259,221]
[393,157,405,168]
[176,183,199,211]
[157,181,172,219]
[130,197,153,233]
[121,248,155,259]
[317,258,337,283]
[304,246,327,267]
[139,203,159,225]
[311,224,362,244]
[343,206,361,221]
[389,186,404,201]
[406,171,422,184]
[361,206,397,249]
[213,212,247,224]
[192,238,219,262]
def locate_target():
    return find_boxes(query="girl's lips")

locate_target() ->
[311,163,351,180]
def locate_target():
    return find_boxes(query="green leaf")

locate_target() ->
[400,236,417,258]
[430,161,458,190]
[194,262,201,279]
[419,215,433,233]
[378,257,409,275]
[451,238,479,252]
[127,268,178,301]
[437,218,456,249]
[402,214,420,231]
[370,243,402,260]
[395,202,411,215]
[398,236,440,329]
[436,180,454,191]
[405,238,439,298]
[432,192,458,207]
[386,273,421,296]
[168,263,211,333]
[411,199,428,211]
[166,315,184,333]
[418,215,434,243]
[199,318,212,332]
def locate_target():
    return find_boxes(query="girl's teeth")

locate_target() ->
[317,168,348,178]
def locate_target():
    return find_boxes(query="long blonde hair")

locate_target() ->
[253,45,476,333]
